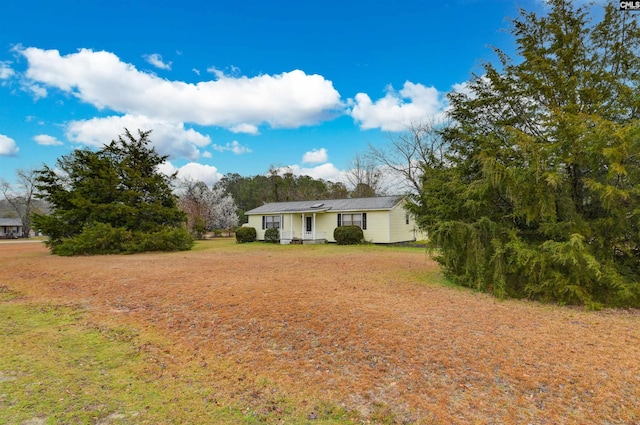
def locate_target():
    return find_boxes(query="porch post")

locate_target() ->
[313,212,316,240]
[301,213,305,240]
[290,213,294,240]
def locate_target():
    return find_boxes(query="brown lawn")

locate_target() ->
[3,240,640,424]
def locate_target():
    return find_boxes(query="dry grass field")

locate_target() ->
[2,239,640,424]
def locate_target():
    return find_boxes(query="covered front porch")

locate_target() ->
[279,212,328,244]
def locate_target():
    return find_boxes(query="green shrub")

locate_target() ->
[235,226,256,243]
[125,227,194,254]
[333,225,364,245]
[52,222,131,256]
[264,227,280,243]
[50,223,194,256]
[189,217,206,240]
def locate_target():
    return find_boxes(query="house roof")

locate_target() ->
[245,196,405,215]
[0,218,22,226]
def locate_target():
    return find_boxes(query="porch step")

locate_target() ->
[303,239,327,245]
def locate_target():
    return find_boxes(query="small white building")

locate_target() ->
[0,218,23,238]
[245,196,425,244]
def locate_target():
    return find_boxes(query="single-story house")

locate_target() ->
[0,218,23,238]
[244,195,425,244]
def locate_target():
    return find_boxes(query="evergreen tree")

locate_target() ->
[33,129,193,255]
[414,2,640,307]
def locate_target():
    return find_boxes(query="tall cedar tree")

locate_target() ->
[33,129,193,255]
[412,1,640,307]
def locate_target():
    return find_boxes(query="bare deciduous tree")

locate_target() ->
[367,120,448,194]
[177,180,213,238]
[345,153,383,197]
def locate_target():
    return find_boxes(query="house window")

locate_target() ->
[262,215,281,229]
[338,213,367,230]
[406,214,410,225]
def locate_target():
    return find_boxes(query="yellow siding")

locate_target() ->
[388,202,420,243]
[314,213,335,241]
[245,215,265,239]
[246,213,305,241]
[313,211,392,243]
[361,210,391,243]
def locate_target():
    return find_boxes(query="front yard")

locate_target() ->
[1,239,639,424]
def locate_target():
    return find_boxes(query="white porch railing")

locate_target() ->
[304,231,327,240]
[279,230,326,242]
[280,230,294,240]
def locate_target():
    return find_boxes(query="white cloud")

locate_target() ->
[157,161,178,177]
[229,123,259,134]
[160,161,222,186]
[34,134,63,146]
[350,81,446,131]
[65,114,211,161]
[0,61,15,79]
[302,148,328,164]
[451,81,474,97]
[211,140,252,154]
[19,47,344,131]
[207,66,224,79]
[143,53,171,70]
[276,163,346,183]
[24,82,47,99]
[0,134,19,156]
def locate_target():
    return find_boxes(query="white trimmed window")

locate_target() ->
[337,213,367,229]
[262,215,281,229]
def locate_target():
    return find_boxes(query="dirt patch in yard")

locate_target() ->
[3,240,640,424]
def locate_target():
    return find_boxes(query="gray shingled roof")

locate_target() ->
[245,196,404,215]
[0,218,22,226]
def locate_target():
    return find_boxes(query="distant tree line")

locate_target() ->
[214,169,354,224]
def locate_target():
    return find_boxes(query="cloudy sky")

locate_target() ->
[0,0,554,188]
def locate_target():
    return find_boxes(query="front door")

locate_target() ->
[305,216,313,236]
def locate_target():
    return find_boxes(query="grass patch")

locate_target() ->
[192,237,427,254]
[0,285,22,302]
[0,300,361,424]
[0,302,164,423]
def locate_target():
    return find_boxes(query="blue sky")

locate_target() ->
[0,0,554,188]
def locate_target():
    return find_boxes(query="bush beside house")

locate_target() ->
[334,226,364,245]
[236,227,257,243]
[264,227,279,243]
